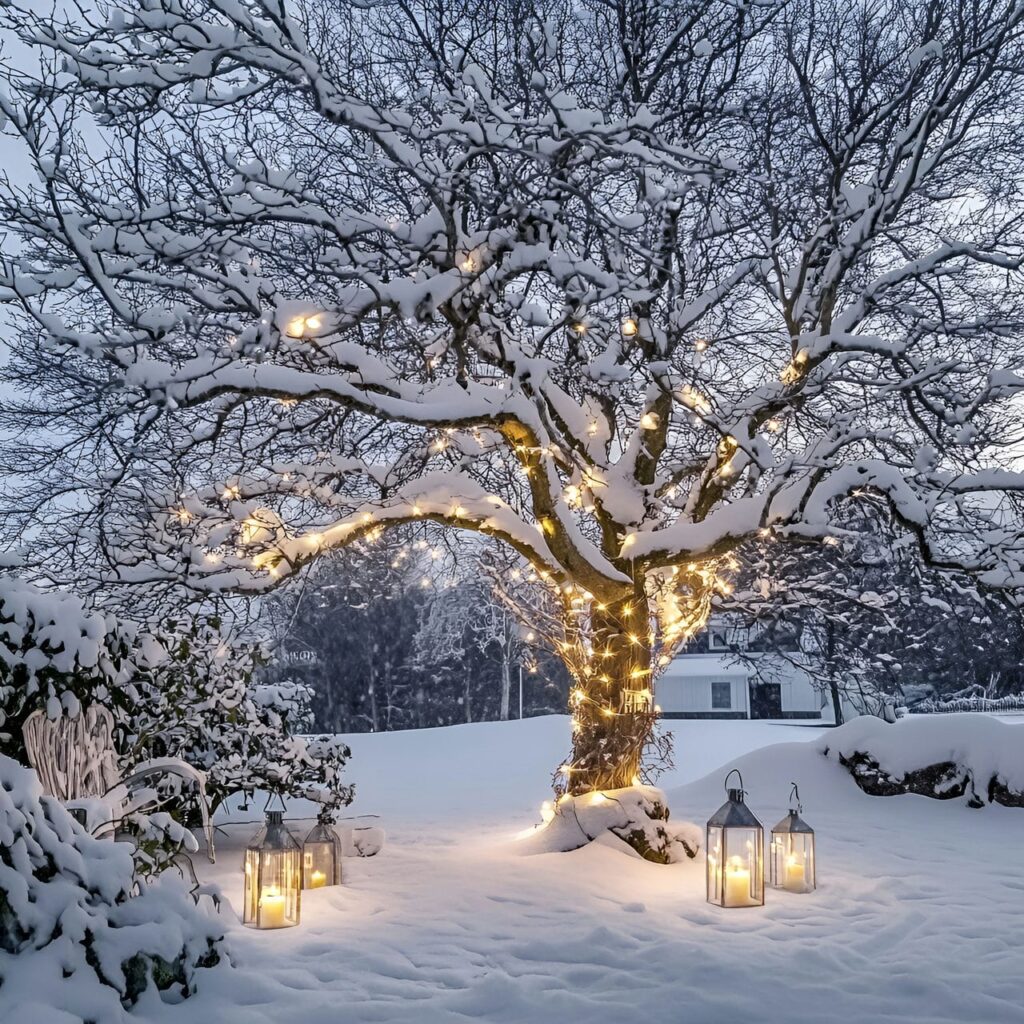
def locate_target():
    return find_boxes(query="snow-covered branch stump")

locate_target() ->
[519,786,701,864]
[0,755,226,1015]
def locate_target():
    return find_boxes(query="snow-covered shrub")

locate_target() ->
[821,715,1024,808]
[0,755,225,1013]
[1,579,352,825]
[0,577,145,762]
[518,786,701,863]
[128,617,353,817]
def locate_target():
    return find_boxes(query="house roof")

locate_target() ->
[661,654,750,678]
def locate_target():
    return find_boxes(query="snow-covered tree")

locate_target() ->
[3,0,1024,798]
[726,502,1024,720]
[264,533,430,731]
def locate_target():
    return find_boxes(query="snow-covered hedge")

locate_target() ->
[910,694,1024,715]
[820,715,1024,807]
[518,785,702,863]
[0,755,226,1016]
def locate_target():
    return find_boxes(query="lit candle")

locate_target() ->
[724,857,753,906]
[785,854,806,892]
[260,887,287,928]
[310,870,327,889]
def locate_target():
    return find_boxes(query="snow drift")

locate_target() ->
[819,713,1024,807]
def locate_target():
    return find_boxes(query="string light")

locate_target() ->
[781,350,809,384]
[286,315,323,338]
[620,318,638,337]
[640,412,659,430]
[694,338,709,352]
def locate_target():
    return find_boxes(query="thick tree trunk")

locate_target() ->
[565,593,655,796]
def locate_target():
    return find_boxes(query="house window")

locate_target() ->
[708,628,731,651]
[711,681,732,709]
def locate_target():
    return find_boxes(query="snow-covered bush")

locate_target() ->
[0,577,145,762]
[0,578,352,821]
[518,786,701,864]
[128,616,353,818]
[821,715,1024,808]
[0,755,225,1013]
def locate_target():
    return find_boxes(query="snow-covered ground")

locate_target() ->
[143,716,1024,1023]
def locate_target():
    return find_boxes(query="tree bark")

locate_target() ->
[826,622,844,725]
[499,654,511,721]
[829,675,844,726]
[565,593,655,795]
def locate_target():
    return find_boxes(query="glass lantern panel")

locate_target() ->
[708,825,763,907]
[243,847,261,925]
[706,825,724,904]
[770,832,815,893]
[304,840,341,888]
[255,848,301,928]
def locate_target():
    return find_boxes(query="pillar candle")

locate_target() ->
[260,888,287,928]
[785,855,806,892]
[724,858,753,906]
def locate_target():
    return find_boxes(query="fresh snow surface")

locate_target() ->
[26,716,1024,1023]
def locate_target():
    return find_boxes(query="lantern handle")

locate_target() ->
[724,768,745,795]
[789,782,802,813]
[263,791,287,814]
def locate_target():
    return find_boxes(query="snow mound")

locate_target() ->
[819,714,1024,807]
[0,755,227,1018]
[515,785,701,863]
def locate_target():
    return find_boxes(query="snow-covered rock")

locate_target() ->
[819,714,1024,807]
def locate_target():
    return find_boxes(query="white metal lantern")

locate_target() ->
[303,816,343,889]
[243,806,302,929]
[769,784,816,894]
[706,769,764,908]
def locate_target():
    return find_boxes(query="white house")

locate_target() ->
[656,617,827,720]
